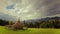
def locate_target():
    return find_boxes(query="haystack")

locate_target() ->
[12,19,23,30]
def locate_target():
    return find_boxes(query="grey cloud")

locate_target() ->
[1,0,60,21]
[6,0,60,20]
[45,0,60,16]
[31,0,60,16]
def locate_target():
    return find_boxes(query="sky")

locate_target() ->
[0,0,60,21]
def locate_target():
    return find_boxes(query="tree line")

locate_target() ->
[23,18,60,28]
[0,19,14,26]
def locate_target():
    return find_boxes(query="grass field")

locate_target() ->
[0,26,60,34]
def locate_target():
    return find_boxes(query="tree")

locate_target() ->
[9,20,13,25]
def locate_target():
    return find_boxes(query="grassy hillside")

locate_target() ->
[0,26,60,34]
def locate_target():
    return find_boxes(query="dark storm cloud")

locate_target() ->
[33,0,60,16]
[45,0,60,16]
[46,4,60,16]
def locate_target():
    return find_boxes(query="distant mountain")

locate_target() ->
[41,17,60,20]
[23,16,60,23]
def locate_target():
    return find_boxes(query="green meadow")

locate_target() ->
[0,26,60,34]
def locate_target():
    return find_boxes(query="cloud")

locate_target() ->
[0,0,60,21]
[6,3,15,10]
[45,0,60,16]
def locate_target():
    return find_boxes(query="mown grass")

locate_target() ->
[0,26,60,34]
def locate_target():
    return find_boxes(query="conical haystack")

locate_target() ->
[12,19,23,29]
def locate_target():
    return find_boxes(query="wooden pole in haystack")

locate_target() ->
[12,9,24,30]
